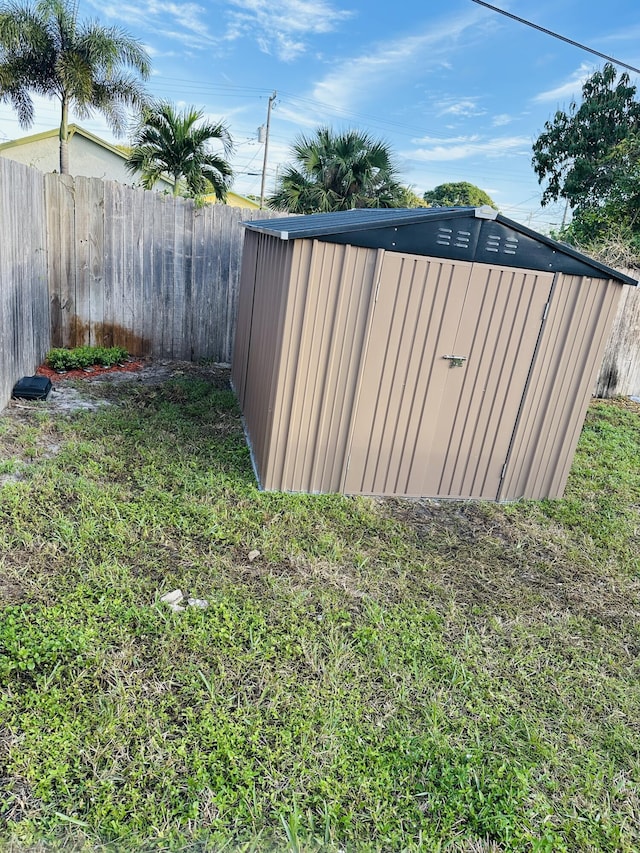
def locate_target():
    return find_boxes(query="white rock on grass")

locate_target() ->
[159,589,209,612]
[160,589,184,606]
[248,549,261,562]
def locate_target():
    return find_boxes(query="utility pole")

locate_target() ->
[259,91,277,210]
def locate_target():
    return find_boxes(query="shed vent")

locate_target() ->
[454,229,471,249]
[437,226,474,250]
[486,234,501,253]
[484,233,520,256]
[437,226,453,246]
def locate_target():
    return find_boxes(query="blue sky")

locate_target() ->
[1,0,640,229]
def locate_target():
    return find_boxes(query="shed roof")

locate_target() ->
[244,206,637,286]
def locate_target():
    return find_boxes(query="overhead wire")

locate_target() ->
[470,0,640,74]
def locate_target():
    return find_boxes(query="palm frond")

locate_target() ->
[126,101,234,197]
[269,126,404,213]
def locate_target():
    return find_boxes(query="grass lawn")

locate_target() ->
[0,365,639,852]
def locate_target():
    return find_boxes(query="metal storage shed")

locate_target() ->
[231,206,637,501]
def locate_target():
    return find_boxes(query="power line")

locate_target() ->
[470,0,640,75]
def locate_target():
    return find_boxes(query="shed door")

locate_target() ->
[343,252,554,499]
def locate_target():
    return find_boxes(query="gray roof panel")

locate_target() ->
[244,207,637,286]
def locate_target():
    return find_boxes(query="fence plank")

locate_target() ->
[141,188,155,355]
[0,160,49,409]
[87,178,105,347]
[130,184,145,354]
[595,275,640,397]
[45,173,76,348]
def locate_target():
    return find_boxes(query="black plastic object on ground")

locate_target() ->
[12,376,52,401]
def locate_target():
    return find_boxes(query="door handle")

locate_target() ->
[442,355,467,367]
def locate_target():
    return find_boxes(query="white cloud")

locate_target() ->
[224,0,353,61]
[407,135,530,162]
[87,0,218,48]
[492,113,513,127]
[284,7,485,122]
[532,63,595,104]
[435,98,486,118]
[90,0,352,60]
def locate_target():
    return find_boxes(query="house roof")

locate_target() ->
[244,206,638,286]
[0,124,175,190]
[0,124,129,161]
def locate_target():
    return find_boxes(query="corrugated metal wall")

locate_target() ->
[231,230,294,483]
[499,273,622,500]
[343,254,553,499]
[265,241,380,491]
[233,237,380,491]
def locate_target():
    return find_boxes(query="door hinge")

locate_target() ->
[542,302,550,321]
[500,463,507,480]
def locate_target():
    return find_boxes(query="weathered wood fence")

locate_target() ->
[45,174,281,362]
[594,276,640,398]
[0,160,50,408]
[1,161,282,408]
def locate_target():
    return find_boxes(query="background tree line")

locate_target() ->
[532,62,640,262]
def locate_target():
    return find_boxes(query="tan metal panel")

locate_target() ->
[344,254,552,498]
[439,265,553,497]
[344,254,471,496]
[267,240,379,491]
[231,229,259,404]
[500,274,623,500]
[233,232,294,487]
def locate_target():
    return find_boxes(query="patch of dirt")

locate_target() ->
[5,360,232,416]
[0,576,25,605]
[59,358,232,391]
[382,497,640,624]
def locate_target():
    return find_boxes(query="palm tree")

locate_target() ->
[0,0,150,174]
[126,102,234,200]
[268,127,404,213]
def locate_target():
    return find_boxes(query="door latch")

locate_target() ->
[442,355,467,367]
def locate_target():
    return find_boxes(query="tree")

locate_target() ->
[268,127,404,213]
[396,185,429,208]
[0,0,150,174]
[532,63,640,212]
[556,133,640,255]
[126,102,234,200]
[423,181,496,208]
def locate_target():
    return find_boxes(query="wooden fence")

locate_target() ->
[594,275,640,398]
[45,174,282,362]
[0,159,50,408]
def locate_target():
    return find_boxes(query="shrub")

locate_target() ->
[93,346,129,367]
[45,348,71,371]
[45,346,129,371]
